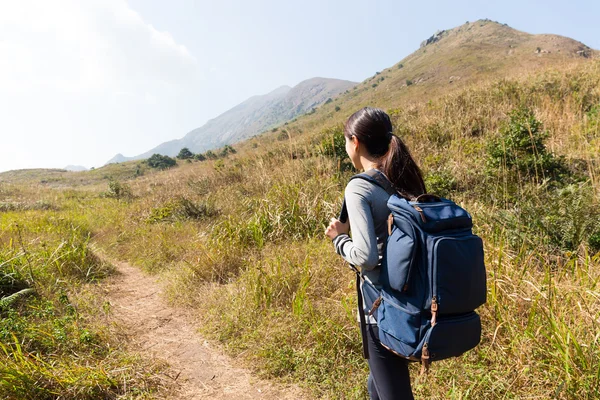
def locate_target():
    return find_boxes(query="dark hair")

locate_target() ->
[344,107,426,199]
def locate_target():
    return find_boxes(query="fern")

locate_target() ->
[0,288,34,309]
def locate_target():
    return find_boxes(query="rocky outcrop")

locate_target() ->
[420,30,447,48]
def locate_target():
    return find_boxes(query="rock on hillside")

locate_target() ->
[107,78,356,163]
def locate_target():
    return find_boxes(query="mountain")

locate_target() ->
[64,165,88,172]
[322,19,596,113]
[107,78,356,163]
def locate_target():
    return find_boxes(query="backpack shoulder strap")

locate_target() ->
[350,169,397,196]
[339,169,396,223]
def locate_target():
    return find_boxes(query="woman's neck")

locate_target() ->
[360,157,378,172]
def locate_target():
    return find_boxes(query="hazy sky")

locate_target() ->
[1,0,598,173]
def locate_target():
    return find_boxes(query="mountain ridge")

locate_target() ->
[107,77,355,164]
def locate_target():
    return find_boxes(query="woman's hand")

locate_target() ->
[325,217,349,240]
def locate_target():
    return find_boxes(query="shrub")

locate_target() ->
[495,182,600,252]
[487,106,567,182]
[204,150,218,160]
[101,180,134,200]
[406,79,413,86]
[224,145,236,154]
[219,145,236,157]
[425,170,457,198]
[277,131,289,141]
[318,126,346,159]
[146,154,177,170]
[147,197,219,223]
[177,147,194,159]
[335,106,341,112]
[194,153,206,161]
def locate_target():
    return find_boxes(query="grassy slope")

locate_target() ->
[2,20,600,399]
[236,20,595,156]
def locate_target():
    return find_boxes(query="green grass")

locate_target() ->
[0,212,167,399]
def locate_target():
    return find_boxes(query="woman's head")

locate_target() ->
[344,107,426,199]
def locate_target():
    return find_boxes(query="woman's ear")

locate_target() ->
[351,135,359,152]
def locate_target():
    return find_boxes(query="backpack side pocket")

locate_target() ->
[420,311,481,361]
[376,291,427,357]
[381,215,417,292]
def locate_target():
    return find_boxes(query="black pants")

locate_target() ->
[366,324,414,400]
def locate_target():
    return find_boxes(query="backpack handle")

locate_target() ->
[414,193,442,203]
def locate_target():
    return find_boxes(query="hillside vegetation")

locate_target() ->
[1,21,599,399]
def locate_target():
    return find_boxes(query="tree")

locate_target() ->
[177,147,194,159]
[221,145,236,155]
[204,150,217,160]
[146,154,177,169]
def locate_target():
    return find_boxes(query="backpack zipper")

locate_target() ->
[413,205,426,223]
[368,296,382,316]
[420,343,431,375]
[431,296,438,327]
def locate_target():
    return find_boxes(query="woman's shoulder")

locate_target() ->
[345,175,389,199]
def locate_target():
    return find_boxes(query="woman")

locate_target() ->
[325,107,426,400]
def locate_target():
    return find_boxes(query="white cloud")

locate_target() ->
[0,0,202,172]
[0,0,199,95]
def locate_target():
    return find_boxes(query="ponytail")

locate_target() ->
[345,107,426,199]
[380,135,426,200]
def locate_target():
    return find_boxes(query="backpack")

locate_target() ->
[339,169,487,373]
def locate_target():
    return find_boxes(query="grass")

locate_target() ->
[1,58,599,398]
[0,212,168,399]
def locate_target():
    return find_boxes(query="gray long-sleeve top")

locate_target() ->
[333,172,391,321]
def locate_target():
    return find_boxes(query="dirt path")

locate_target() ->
[104,261,307,400]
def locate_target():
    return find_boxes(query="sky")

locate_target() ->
[0,0,599,173]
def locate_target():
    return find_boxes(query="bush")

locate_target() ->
[194,153,206,161]
[204,150,218,160]
[147,197,219,223]
[177,147,194,159]
[146,154,177,170]
[101,180,134,200]
[219,145,236,157]
[487,106,567,182]
[496,182,600,252]
[318,126,346,159]
[425,170,457,198]
[406,79,413,86]
[224,145,236,154]
[277,131,289,141]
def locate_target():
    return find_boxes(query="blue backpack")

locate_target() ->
[339,170,487,372]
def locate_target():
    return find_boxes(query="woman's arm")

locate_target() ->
[332,179,379,270]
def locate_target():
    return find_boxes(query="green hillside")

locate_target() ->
[1,20,599,399]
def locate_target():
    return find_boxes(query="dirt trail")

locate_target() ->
[104,261,307,399]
